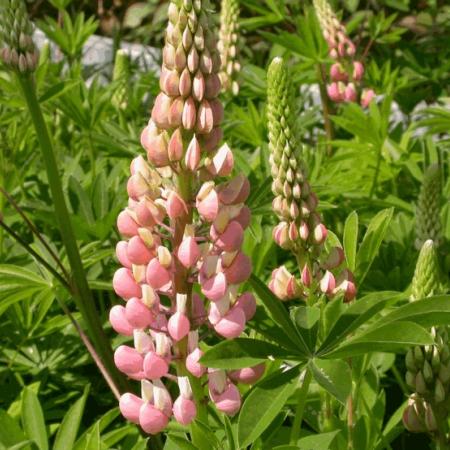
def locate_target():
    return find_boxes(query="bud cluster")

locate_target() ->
[266,57,356,303]
[218,0,241,95]
[0,0,39,73]
[111,0,262,434]
[403,239,449,436]
[313,0,374,107]
[405,328,450,404]
[410,240,445,301]
[415,164,442,250]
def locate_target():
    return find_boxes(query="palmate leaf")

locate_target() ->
[321,321,433,359]
[318,291,403,354]
[310,360,352,404]
[0,264,54,318]
[201,338,299,370]
[249,274,311,355]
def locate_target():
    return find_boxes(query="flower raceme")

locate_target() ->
[313,0,375,107]
[267,57,356,303]
[111,0,261,434]
[218,0,241,95]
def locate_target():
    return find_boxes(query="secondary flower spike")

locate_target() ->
[111,0,261,434]
[267,57,356,302]
[313,0,374,108]
[218,0,241,95]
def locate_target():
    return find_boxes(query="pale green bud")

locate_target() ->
[415,164,442,249]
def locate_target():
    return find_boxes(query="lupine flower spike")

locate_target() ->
[403,240,450,436]
[313,0,374,107]
[218,0,241,95]
[266,57,356,303]
[0,0,39,72]
[415,164,442,249]
[111,0,262,434]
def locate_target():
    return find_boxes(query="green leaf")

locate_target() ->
[343,211,358,271]
[39,80,80,103]
[190,421,221,450]
[74,408,119,450]
[310,360,352,404]
[167,435,197,450]
[323,322,433,359]
[292,306,320,353]
[356,208,393,283]
[223,415,236,450]
[0,409,27,447]
[22,388,48,450]
[318,291,403,354]
[370,295,450,330]
[84,422,101,450]
[249,307,301,352]
[249,274,310,355]
[201,338,296,370]
[238,365,301,448]
[54,385,89,450]
[297,431,340,449]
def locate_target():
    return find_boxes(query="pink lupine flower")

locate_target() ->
[208,369,242,416]
[110,0,255,434]
[269,266,302,301]
[109,305,134,336]
[173,377,197,425]
[119,393,143,424]
[229,363,265,384]
[361,88,376,108]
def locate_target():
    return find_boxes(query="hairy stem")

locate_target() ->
[16,73,127,394]
[290,368,313,444]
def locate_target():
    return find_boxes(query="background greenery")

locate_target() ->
[0,0,449,448]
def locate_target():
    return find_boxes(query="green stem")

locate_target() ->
[316,64,334,153]
[290,368,313,444]
[16,73,127,394]
[347,358,354,450]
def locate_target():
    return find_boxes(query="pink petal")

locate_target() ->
[125,297,154,329]
[114,345,144,374]
[168,312,191,341]
[143,351,169,379]
[119,393,144,424]
[214,307,246,339]
[109,305,134,336]
[113,268,142,299]
[173,396,197,425]
[139,403,169,434]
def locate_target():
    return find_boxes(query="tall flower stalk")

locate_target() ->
[267,57,356,304]
[111,0,260,435]
[0,0,127,394]
[266,56,357,444]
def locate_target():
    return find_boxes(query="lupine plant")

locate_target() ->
[0,0,449,449]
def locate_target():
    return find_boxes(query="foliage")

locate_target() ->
[0,0,449,449]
